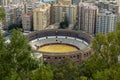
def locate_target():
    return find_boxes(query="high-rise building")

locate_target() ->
[96,10,117,34]
[0,0,2,5]
[78,2,98,35]
[95,1,119,14]
[41,0,56,3]
[57,0,72,5]
[4,4,23,29]
[72,0,80,4]
[50,3,55,24]
[33,3,51,30]
[22,13,33,31]
[116,0,120,14]
[0,0,10,6]
[53,2,77,25]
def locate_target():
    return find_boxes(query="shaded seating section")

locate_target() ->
[28,29,92,44]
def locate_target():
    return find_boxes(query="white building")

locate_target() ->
[96,10,117,34]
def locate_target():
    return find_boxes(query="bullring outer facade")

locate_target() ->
[28,29,92,64]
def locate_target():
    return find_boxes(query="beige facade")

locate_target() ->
[57,0,72,5]
[33,3,51,31]
[78,2,98,35]
[22,13,33,31]
[53,2,77,24]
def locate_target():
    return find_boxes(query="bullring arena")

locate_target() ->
[28,29,92,64]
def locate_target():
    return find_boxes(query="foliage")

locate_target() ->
[0,29,39,80]
[0,6,6,19]
[30,64,53,80]
[0,6,6,29]
[92,64,120,80]
[79,22,120,79]
[8,23,22,31]
[59,13,69,29]
[51,58,80,80]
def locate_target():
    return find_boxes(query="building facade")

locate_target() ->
[41,0,57,3]
[33,3,51,30]
[78,2,98,35]
[53,2,77,25]
[50,3,55,24]
[72,0,80,4]
[96,2,119,14]
[22,13,33,31]
[96,10,117,34]
[4,4,23,29]
[57,0,72,5]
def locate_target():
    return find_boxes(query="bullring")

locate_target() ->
[28,29,92,64]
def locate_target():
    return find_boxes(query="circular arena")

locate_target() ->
[28,29,92,64]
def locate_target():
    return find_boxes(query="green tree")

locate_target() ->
[30,64,53,80]
[8,29,39,80]
[79,22,120,79]
[92,65,120,80]
[0,31,11,79]
[116,22,120,30]
[80,76,88,80]
[59,13,69,29]
[0,30,39,80]
[8,23,20,31]
[52,58,79,80]
[0,6,6,28]
[92,32,120,67]
[0,6,6,19]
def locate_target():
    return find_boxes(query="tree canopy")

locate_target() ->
[0,6,6,19]
[59,13,69,29]
[0,29,39,79]
[1,22,120,80]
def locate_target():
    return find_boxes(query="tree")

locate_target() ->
[79,22,120,79]
[8,29,39,79]
[92,32,120,67]
[0,31,11,79]
[116,22,120,30]
[59,13,69,29]
[80,76,88,80]
[0,6,6,19]
[30,64,53,80]
[0,6,6,28]
[8,23,19,31]
[92,65,120,80]
[8,21,23,31]
[52,58,79,80]
[0,30,39,79]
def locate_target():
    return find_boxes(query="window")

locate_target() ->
[77,55,79,59]
[47,57,50,59]
[55,57,57,59]
[84,54,86,57]
[59,57,61,59]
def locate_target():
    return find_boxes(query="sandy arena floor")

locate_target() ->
[38,44,78,53]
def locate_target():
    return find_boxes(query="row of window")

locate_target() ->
[84,52,91,58]
[45,55,80,60]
